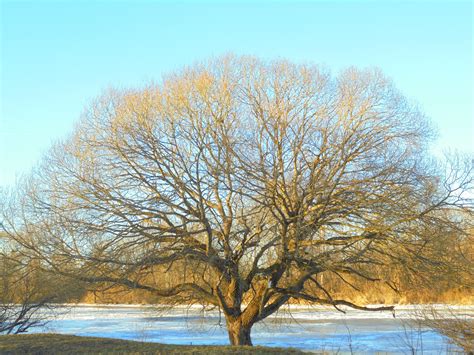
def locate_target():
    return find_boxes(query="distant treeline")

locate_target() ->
[2,231,472,306]
[79,269,473,305]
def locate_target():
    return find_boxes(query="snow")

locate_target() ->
[31,305,473,353]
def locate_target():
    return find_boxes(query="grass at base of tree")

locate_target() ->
[0,334,305,354]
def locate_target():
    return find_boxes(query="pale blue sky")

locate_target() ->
[1,0,472,187]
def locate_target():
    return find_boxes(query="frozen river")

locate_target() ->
[32,304,473,353]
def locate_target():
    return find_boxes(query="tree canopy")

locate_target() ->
[1,56,473,345]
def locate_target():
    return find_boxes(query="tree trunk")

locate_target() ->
[227,318,253,346]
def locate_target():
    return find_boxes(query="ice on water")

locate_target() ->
[32,305,474,353]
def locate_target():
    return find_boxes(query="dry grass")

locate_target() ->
[0,334,305,354]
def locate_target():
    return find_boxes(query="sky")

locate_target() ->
[1,0,472,187]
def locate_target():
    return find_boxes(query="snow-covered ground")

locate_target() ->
[32,304,474,353]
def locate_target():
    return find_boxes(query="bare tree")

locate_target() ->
[0,245,54,334]
[415,306,474,353]
[0,293,51,335]
[1,56,473,345]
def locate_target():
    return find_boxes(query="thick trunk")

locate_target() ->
[227,318,253,346]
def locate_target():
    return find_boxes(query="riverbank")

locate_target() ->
[0,334,305,354]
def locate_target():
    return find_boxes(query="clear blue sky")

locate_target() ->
[1,0,472,187]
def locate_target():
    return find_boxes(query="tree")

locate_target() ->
[1,56,473,345]
[0,240,54,334]
[416,306,474,353]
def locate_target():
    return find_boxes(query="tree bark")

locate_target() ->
[226,318,253,346]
